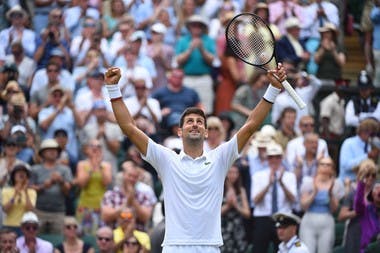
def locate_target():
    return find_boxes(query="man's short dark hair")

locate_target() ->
[179,107,207,128]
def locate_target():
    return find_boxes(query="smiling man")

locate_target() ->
[103,64,287,253]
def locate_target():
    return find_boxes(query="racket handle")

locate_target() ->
[281,80,307,109]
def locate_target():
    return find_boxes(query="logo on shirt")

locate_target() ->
[204,162,211,165]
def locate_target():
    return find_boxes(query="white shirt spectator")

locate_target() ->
[30,68,75,96]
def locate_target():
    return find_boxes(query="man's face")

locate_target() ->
[123,164,139,186]
[276,224,297,242]
[178,113,207,142]
[96,229,114,252]
[21,223,38,238]
[0,232,17,252]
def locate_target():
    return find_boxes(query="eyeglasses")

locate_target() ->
[124,240,139,246]
[10,13,23,19]
[365,173,377,178]
[83,23,96,28]
[89,144,102,149]
[319,162,333,167]
[301,123,314,127]
[120,211,133,220]
[97,236,112,242]
[65,224,77,230]
[24,225,38,231]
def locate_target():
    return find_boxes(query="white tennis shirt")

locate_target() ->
[143,136,239,246]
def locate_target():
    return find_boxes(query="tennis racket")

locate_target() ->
[225,13,306,109]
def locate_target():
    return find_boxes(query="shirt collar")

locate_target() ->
[179,150,207,161]
[286,235,299,249]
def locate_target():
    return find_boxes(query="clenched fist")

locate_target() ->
[105,67,122,85]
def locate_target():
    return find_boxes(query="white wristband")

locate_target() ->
[105,85,122,99]
[263,84,281,104]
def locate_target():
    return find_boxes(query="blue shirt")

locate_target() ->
[175,34,216,75]
[339,135,369,181]
[370,7,380,50]
[308,190,330,213]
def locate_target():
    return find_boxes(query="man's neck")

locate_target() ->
[183,143,204,159]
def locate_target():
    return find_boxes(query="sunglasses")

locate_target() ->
[83,23,96,28]
[365,173,377,178]
[124,240,139,246]
[24,225,38,231]
[65,224,77,230]
[97,236,112,242]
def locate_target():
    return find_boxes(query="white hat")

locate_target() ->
[251,131,271,148]
[11,125,27,135]
[21,211,39,224]
[151,23,167,34]
[6,5,27,20]
[284,17,301,29]
[130,30,146,42]
[266,142,283,156]
[273,212,301,227]
[186,15,208,28]
[260,124,276,139]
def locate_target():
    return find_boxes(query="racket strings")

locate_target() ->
[226,15,275,66]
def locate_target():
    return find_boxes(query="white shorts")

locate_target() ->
[163,245,220,253]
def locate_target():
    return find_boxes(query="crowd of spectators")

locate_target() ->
[0,0,380,253]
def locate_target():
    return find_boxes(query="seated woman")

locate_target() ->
[299,157,342,253]
[1,164,36,236]
[54,216,95,253]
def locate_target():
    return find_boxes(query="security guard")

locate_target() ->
[273,212,310,253]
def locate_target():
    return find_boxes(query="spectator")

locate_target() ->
[285,115,329,168]
[101,0,126,40]
[204,116,226,152]
[96,226,115,253]
[74,70,114,128]
[38,86,82,163]
[33,0,57,35]
[314,23,346,82]
[4,41,36,93]
[64,2,100,37]
[268,0,304,36]
[34,21,71,70]
[70,17,111,67]
[47,8,71,43]
[230,72,269,131]
[30,139,73,234]
[149,201,165,253]
[78,99,123,176]
[16,211,54,253]
[338,159,378,253]
[0,80,22,114]
[146,23,175,92]
[302,0,340,74]
[151,68,203,132]
[221,164,250,253]
[339,118,379,182]
[354,168,380,253]
[251,143,297,253]
[54,216,95,253]
[371,1,380,87]
[174,0,197,37]
[275,17,310,70]
[319,80,349,139]
[272,61,321,129]
[175,14,216,114]
[101,161,157,231]
[1,164,36,236]
[299,157,341,253]
[113,207,151,253]
[74,139,113,235]
[124,78,162,127]
[109,15,136,59]
[0,5,36,58]
[0,138,27,189]
[345,70,380,129]
[0,228,18,253]
[273,107,297,151]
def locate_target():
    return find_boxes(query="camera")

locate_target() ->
[13,105,24,118]
[48,31,55,40]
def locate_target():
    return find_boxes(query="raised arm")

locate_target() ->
[236,64,286,152]
[104,67,149,156]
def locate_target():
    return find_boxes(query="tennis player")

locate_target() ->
[104,64,287,253]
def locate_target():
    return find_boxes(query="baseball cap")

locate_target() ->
[130,31,146,42]
[151,23,167,34]
[11,124,27,135]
